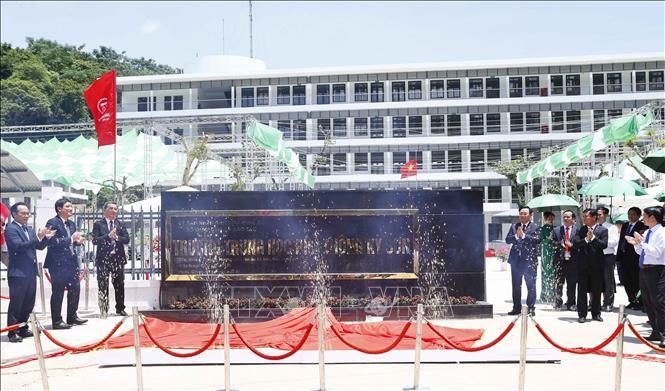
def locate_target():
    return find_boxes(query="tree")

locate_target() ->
[490,153,536,207]
[181,134,209,186]
[0,78,52,125]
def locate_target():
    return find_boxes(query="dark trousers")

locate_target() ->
[49,267,81,324]
[577,265,603,318]
[622,258,641,305]
[554,258,578,307]
[510,261,536,310]
[97,265,125,314]
[602,254,616,307]
[639,265,665,337]
[7,276,36,334]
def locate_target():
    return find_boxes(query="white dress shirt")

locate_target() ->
[602,221,618,255]
[634,224,665,265]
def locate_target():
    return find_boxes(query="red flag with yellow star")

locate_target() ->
[400,159,418,179]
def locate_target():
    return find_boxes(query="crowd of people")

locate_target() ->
[505,205,665,348]
[4,198,128,343]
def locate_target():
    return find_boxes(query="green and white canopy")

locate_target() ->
[0,130,230,193]
[516,111,654,184]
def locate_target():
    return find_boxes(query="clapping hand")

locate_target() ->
[109,227,118,240]
[72,231,86,244]
[586,229,594,241]
[627,231,643,246]
[37,227,56,240]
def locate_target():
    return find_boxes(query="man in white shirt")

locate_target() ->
[628,206,665,347]
[597,207,619,312]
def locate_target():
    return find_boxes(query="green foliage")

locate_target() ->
[490,153,535,207]
[1,38,181,126]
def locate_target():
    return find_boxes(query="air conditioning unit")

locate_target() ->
[539,87,548,96]
[540,124,549,133]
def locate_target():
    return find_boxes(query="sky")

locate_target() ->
[1,1,664,72]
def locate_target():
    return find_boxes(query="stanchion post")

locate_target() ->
[224,304,231,391]
[30,313,49,391]
[84,269,89,311]
[614,305,625,391]
[412,303,423,390]
[518,305,528,391]
[132,306,144,391]
[317,302,326,391]
[38,262,46,315]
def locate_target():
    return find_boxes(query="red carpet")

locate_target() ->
[104,307,484,351]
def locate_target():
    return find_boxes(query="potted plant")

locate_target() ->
[495,245,510,271]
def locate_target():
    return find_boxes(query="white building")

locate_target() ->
[116,53,665,240]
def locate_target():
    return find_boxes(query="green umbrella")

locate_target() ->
[612,212,629,223]
[578,177,647,197]
[655,189,665,202]
[642,149,665,173]
[527,194,581,210]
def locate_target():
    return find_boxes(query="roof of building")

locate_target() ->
[0,149,42,196]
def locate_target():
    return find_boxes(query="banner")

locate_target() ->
[84,70,117,147]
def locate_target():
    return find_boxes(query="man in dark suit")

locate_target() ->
[551,210,578,311]
[92,201,129,318]
[615,207,646,310]
[505,206,541,316]
[4,202,54,342]
[44,198,88,329]
[573,208,608,323]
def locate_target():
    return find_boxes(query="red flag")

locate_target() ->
[400,159,418,179]
[84,70,117,147]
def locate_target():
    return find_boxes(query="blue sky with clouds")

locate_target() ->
[2,1,663,71]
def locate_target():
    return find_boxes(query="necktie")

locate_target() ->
[109,220,116,254]
[63,221,74,254]
[109,220,114,231]
[639,229,652,268]
[22,225,30,240]
[565,227,570,252]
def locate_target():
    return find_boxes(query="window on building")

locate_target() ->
[510,113,524,132]
[333,118,347,138]
[447,114,461,136]
[317,119,331,140]
[277,86,290,105]
[370,82,384,102]
[164,96,172,111]
[241,88,254,107]
[566,110,581,133]
[511,148,525,160]
[410,151,423,169]
[370,116,384,138]
[649,71,664,90]
[408,116,422,135]
[354,117,368,137]
[509,77,523,97]
[299,154,307,169]
[525,76,539,96]
[593,109,605,130]
[333,153,346,173]
[317,85,330,104]
[470,150,485,172]
[487,148,502,166]
[608,109,623,119]
[469,78,484,98]
[431,115,445,134]
[392,81,406,102]
[408,81,422,99]
[355,153,368,172]
[448,150,462,172]
[354,83,368,101]
[164,95,183,111]
[607,73,622,93]
[526,112,540,132]
[392,116,406,138]
[565,74,581,95]
[488,223,502,239]
[486,113,501,133]
[164,128,184,145]
[552,111,564,132]
[550,75,564,95]
[316,154,331,176]
[431,151,446,170]
[430,80,444,99]
[332,84,346,103]
[138,96,156,112]
[527,147,541,160]
[254,87,268,106]
[277,120,291,140]
[592,73,605,95]
[636,72,647,91]
[447,79,461,98]
[393,152,407,170]
[293,85,306,105]
[486,78,500,98]
[470,113,484,135]
[293,119,306,140]
[370,152,384,174]
[487,187,502,203]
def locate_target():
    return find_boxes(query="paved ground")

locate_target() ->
[1,257,663,391]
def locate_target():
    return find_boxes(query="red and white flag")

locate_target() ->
[400,159,418,179]
[84,70,117,147]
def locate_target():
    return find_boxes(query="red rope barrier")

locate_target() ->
[533,320,624,354]
[143,318,221,358]
[43,269,86,286]
[426,318,516,352]
[330,322,411,354]
[0,322,27,334]
[626,319,665,353]
[40,319,127,352]
[232,322,314,360]
[0,350,69,369]
[0,295,10,300]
